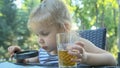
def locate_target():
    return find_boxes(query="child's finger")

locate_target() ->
[68,45,84,54]
[75,41,84,48]
[71,58,82,62]
[8,46,21,57]
[8,47,14,54]
[68,50,83,58]
[10,53,14,58]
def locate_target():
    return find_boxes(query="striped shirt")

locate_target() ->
[38,48,58,66]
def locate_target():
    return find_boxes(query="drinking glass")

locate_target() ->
[57,31,80,68]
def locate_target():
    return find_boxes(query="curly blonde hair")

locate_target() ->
[27,0,72,32]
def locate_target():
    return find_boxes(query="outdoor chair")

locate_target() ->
[79,28,106,50]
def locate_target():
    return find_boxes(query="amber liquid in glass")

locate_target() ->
[58,50,77,66]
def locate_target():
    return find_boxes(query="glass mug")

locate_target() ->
[57,31,80,68]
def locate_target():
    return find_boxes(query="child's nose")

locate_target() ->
[38,38,44,43]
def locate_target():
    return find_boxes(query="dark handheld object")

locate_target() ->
[13,50,38,60]
[118,52,120,66]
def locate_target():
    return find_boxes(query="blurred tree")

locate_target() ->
[19,0,40,50]
[0,0,17,59]
[0,0,40,59]
[68,0,119,58]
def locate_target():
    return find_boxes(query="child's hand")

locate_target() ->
[67,41,87,63]
[8,46,21,57]
[8,46,27,63]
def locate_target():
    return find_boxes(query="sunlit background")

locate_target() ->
[0,0,120,62]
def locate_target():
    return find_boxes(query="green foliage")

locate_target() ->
[0,0,39,59]
[68,0,119,58]
[0,0,17,58]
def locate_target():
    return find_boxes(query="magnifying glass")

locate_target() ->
[13,50,38,63]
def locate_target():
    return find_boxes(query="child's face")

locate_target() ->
[33,23,60,53]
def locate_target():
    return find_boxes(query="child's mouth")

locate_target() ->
[42,45,48,50]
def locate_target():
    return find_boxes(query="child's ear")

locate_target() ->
[63,23,71,32]
[57,23,71,33]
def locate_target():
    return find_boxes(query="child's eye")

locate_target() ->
[36,31,49,37]
[41,32,49,36]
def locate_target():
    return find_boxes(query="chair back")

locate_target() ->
[80,28,106,50]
